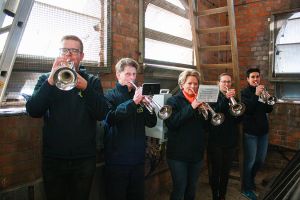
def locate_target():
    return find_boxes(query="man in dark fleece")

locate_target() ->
[103,57,157,200]
[241,68,273,200]
[26,35,108,200]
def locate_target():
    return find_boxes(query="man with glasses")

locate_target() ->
[26,35,108,200]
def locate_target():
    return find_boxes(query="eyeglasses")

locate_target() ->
[59,48,81,55]
[220,80,231,84]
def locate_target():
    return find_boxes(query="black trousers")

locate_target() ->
[42,157,96,200]
[105,164,145,200]
[207,146,236,199]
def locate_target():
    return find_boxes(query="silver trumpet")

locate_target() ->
[225,86,245,117]
[129,81,172,120]
[203,102,225,126]
[198,106,209,120]
[53,61,77,91]
[255,82,277,105]
[191,88,224,126]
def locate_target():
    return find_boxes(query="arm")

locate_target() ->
[81,74,109,121]
[241,89,259,115]
[26,74,54,118]
[105,90,138,126]
[211,93,229,113]
[165,97,196,130]
[144,108,157,128]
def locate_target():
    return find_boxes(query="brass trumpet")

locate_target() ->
[225,86,245,117]
[53,61,77,91]
[129,81,172,120]
[255,82,277,105]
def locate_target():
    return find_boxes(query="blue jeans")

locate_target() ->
[42,157,96,200]
[167,159,203,200]
[243,133,268,191]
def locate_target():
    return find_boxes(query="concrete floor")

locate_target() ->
[147,165,281,200]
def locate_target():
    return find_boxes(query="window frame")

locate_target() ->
[269,8,300,83]
[12,0,112,74]
[139,0,195,70]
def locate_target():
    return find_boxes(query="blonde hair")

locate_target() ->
[178,69,201,88]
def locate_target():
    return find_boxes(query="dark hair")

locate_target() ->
[246,68,260,77]
[61,35,83,52]
[115,57,139,73]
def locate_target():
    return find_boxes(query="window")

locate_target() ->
[273,12,300,75]
[141,0,193,67]
[269,9,300,102]
[1,0,111,102]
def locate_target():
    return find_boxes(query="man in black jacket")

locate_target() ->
[104,57,157,200]
[26,35,108,200]
[241,68,273,200]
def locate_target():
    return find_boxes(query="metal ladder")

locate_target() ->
[187,0,240,97]
[0,0,34,104]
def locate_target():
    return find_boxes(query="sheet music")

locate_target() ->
[196,85,219,103]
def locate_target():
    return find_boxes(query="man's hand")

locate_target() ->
[133,87,143,105]
[76,73,87,90]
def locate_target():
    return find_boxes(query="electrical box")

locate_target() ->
[145,92,172,143]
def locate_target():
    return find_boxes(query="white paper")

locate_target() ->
[196,85,219,103]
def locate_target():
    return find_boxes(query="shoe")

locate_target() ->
[251,190,259,197]
[241,190,257,200]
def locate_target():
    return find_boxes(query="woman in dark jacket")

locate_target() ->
[208,73,243,200]
[165,69,208,200]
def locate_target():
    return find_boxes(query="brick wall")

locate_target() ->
[0,115,42,191]
[101,0,142,90]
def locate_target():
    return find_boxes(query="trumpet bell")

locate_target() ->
[158,105,172,120]
[211,113,225,126]
[230,102,245,117]
[267,96,277,105]
[53,67,77,91]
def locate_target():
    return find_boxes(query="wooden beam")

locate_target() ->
[197,26,230,34]
[200,63,233,69]
[198,6,228,16]
[198,45,231,51]
[150,0,188,18]
[145,28,192,48]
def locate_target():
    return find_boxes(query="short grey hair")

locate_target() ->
[115,58,139,73]
[178,69,201,88]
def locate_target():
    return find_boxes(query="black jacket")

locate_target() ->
[209,92,242,148]
[26,67,108,159]
[241,85,273,136]
[104,83,157,165]
[165,91,208,162]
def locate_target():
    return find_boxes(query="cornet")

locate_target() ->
[53,60,77,91]
[129,81,172,120]
[254,82,277,105]
[224,86,245,117]
[191,88,224,126]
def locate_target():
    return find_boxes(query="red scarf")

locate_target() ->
[182,90,196,103]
